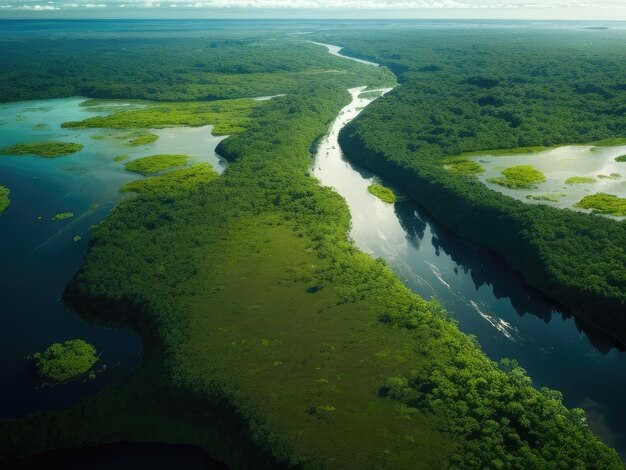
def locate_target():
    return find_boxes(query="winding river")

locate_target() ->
[312,44,626,458]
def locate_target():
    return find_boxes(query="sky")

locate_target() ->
[1,0,626,19]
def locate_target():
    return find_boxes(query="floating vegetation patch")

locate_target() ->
[367,183,397,203]
[124,154,189,175]
[574,193,626,216]
[597,173,621,180]
[526,193,566,202]
[0,185,9,213]
[52,212,74,220]
[126,131,159,147]
[565,176,596,185]
[0,141,83,158]
[443,158,484,176]
[28,339,98,383]
[487,165,546,189]
[615,155,626,163]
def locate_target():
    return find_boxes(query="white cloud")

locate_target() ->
[1,0,625,12]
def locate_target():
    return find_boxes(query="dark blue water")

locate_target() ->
[0,97,225,418]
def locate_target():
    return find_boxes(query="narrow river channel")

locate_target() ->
[312,43,626,458]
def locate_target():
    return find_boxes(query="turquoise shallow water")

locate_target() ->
[0,97,225,417]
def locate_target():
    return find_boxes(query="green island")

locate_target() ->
[487,165,546,189]
[0,32,620,469]
[615,155,626,162]
[331,26,626,347]
[0,185,9,213]
[0,141,83,158]
[367,182,397,203]
[565,176,596,185]
[124,154,190,175]
[29,339,98,383]
[574,193,626,217]
[442,158,484,176]
[126,131,158,147]
[52,212,74,221]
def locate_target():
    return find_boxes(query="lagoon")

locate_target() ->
[470,145,626,219]
[0,96,226,417]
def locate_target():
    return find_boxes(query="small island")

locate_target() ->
[0,185,9,213]
[127,131,159,147]
[443,158,484,176]
[52,212,74,220]
[367,182,397,203]
[615,155,626,163]
[124,154,189,175]
[0,141,84,158]
[574,193,626,217]
[29,339,98,383]
[488,165,546,189]
[565,176,596,185]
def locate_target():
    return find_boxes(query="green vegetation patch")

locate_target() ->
[574,193,626,216]
[367,183,397,203]
[0,185,9,213]
[488,165,546,189]
[615,155,626,163]
[29,339,98,383]
[113,154,130,162]
[526,193,566,202]
[565,176,596,185]
[52,212,74,221]
[597,173,621,180]
[121,163,217,197]
[62,98,262,136]
[127,131,158,147]
[442,158,484,176]
[0,141,83,158]
[124,154,189,175]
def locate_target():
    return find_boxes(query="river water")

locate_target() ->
[0,97,226,418]
[312,50,626,457]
